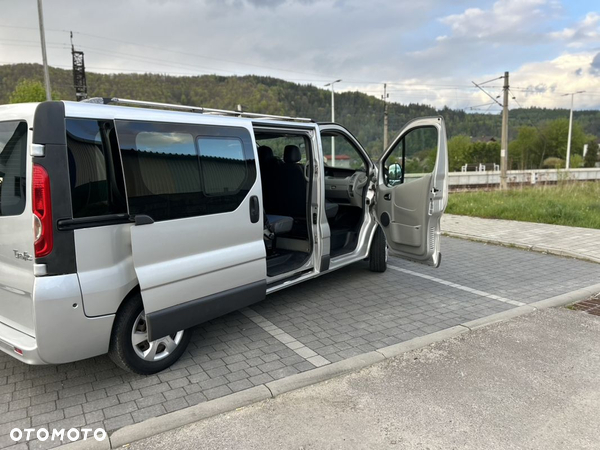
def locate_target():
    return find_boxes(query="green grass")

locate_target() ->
[447,182,600,229]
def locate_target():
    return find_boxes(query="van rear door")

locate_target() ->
[0,119,35,336]
[116,119,266,341]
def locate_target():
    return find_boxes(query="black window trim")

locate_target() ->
[57,213,133,231]
[65,118,129,220]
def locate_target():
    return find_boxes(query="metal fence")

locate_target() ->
[448,168,600,189]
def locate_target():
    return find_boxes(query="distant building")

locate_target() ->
[470,136,497,143]
[324,154,351,168]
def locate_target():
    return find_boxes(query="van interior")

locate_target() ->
[256,129,370,278]
[255,131,313,277]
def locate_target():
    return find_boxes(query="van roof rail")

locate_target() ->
[82,97,314,123]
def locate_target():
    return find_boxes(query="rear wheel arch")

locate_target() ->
[108,285,191,374]
[115,284,141,316]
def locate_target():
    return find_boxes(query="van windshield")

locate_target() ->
[0,121,27,217]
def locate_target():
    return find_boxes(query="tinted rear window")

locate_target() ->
[117,120,255,222]
[0,121,27,217]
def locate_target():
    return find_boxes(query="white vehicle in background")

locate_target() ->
[0,98,448,374]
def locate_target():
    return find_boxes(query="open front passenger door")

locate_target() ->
[375,117,448,266]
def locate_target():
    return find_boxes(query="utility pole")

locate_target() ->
[382,83,389,152]
[324,79,342,166]
[500,71,509,190]
[562,91,585,170]
[36,0,52,101]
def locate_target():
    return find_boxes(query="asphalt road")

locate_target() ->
[130,307,600,450]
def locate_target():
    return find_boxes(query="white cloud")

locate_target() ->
[438,0,549,42]
[0,0,442,83]
[344,50,600,111]
[549,12,600,46]
[504,51,600,109]
[1,0,598,112]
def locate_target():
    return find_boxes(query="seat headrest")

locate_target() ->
[258,145,274,163]
[284,145,301,163]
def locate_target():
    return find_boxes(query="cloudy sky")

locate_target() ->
[1,0,599,111]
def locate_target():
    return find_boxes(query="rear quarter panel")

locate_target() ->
[0,104,37,336]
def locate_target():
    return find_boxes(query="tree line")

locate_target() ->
[1,63,598,169]
[449,119,598,171]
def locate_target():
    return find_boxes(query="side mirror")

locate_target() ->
[388,163,402,183]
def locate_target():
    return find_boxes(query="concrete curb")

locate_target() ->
[55,281,600,449]
[109,385,271,448]
[530,283,600,310]
[461,306,537,331]
[266,351,384,397]
[442,231,600,265]
[376,326,469,358]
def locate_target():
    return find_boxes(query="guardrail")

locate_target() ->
[448,168,600,188]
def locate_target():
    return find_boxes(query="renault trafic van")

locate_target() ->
[0,98,448,374]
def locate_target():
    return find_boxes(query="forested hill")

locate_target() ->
[1,63,599,158]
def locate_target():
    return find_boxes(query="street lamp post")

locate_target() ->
[324,79,342,166]
[36,0,52,101]
[562,91,585,170]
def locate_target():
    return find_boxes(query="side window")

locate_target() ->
[197,137,246,195]
[131,130,200,196]
[66,119,127,218]
[0,121,27,216]
[256,135,308,164]
[321,131,367,171]
[384,126,438,186]
[117,121,255,222]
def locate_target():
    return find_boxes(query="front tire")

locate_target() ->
[108,294,191,374]
[369,226,388,273]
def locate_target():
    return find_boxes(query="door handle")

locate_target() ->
[384,193,391,201]
[249,196,260,223]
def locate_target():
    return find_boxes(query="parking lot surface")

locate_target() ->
[129,308,600,450]
[1,237,599,449]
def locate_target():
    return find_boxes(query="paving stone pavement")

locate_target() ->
[1,237,599,449]
[442,214,600,263]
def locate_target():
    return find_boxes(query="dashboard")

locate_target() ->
[324,167,368,208]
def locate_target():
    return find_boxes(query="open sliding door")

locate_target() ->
[116,119,266,341]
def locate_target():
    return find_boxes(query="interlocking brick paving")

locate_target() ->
[1,237,598,449]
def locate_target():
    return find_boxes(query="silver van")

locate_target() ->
[0,98,448,374]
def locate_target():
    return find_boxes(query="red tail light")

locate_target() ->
[32,164,53,257]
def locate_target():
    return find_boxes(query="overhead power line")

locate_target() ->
[477,76,504,85]
[471,80,503,107]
